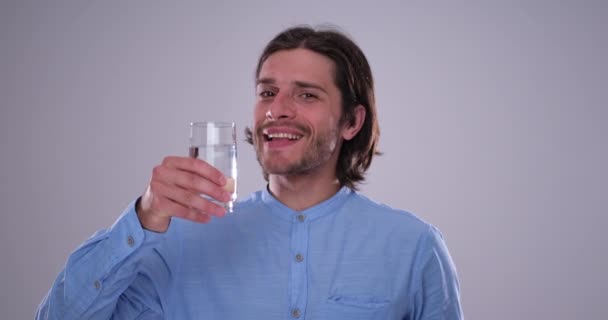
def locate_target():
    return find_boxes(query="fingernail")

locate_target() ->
[223,191,231,202]
[216,206,226,217]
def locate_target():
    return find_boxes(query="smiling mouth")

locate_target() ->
[263,132,303,142]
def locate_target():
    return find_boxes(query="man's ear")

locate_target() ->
[342,105,366,141]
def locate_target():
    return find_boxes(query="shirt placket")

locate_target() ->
[288,213,309,319]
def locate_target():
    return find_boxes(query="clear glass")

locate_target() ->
[189,121,237,212]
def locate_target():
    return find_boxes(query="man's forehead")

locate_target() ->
[256,49,337,89]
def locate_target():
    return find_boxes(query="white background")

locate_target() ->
[1,1,607,319]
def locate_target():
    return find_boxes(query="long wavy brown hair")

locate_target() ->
[245,26,381,190]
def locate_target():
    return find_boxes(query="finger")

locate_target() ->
[152,180,226,217]
[153,165,231,203]
[162,156,226,186]
[149,186,215,224]
[171,203,213,224]
[159,197,213,224]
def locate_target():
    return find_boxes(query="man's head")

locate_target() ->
[246,26,380,190]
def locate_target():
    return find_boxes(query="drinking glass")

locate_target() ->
[189,121,237,212]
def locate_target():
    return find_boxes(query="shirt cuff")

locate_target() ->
[107,198,166,262]
[64,199,166,314]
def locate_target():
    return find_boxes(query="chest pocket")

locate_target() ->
[319,295,391,319]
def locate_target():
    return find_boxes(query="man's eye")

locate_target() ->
[260,91,275,98]
[300,93,316,99]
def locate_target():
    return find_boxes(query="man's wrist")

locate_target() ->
[135,197,170,233]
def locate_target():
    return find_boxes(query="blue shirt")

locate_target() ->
[37,187,462,319]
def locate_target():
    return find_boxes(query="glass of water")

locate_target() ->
[189,121,237,212]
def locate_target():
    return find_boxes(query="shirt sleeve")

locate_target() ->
[36,199,172,320]
[408,225,463,320]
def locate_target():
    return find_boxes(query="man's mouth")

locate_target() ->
[263,132,303,142]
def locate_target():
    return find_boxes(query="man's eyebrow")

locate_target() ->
[293,81,328,94]
[255,78,328,94]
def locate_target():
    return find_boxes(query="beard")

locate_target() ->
[253,123,340,178]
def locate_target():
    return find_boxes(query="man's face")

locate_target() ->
[252,48,346,178]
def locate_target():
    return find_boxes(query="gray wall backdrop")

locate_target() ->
[1,1,606,319]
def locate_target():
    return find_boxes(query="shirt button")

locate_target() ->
[291,308,301,318]
[295,253,304,262]
[127,236,135,247]
[297,214,305,222]
[94,280,101,289]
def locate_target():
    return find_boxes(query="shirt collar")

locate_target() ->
[261,185,352,222]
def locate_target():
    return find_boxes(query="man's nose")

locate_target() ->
[266,92,296,120]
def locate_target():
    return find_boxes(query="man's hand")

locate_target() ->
[136,156,231,232]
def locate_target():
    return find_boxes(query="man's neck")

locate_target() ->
[268,172,342,211]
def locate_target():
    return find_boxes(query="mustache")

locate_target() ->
[256,121,310,137]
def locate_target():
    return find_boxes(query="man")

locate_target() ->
[37,26,463,319]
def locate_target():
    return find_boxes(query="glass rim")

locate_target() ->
[190,121,235,128]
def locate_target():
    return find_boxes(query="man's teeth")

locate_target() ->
[266,133,302,140]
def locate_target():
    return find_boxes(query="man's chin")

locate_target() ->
[256,151,323,177]
[261,161,308,177]
[262,165,296,176]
